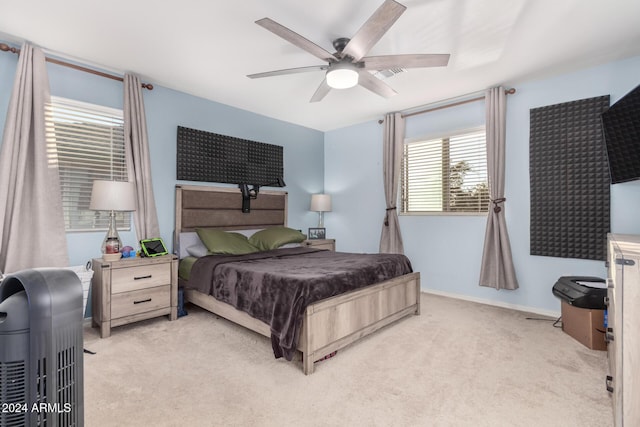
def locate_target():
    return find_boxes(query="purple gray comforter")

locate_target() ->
[185,247,413,361]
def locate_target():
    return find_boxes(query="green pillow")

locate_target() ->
[249,226,306,251]
[196,228,259,255]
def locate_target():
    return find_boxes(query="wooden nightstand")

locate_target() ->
[91,254,178,338]
[303,239,336,251]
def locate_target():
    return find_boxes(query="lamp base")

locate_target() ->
[102,253,121,262]
[101,210,122,261]
[317,211,325,228]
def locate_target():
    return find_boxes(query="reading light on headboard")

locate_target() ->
[239,177,286,213]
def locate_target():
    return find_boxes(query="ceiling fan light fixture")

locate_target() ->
[326,65,359,89]
[252,1,450,102]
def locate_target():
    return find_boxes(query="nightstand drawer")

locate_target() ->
[111,285,171,319]
[303,239,335,251]
[111,263,170,293]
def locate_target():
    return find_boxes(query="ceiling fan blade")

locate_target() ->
[310,79,331,102]
[247,65,327,79]
[357,70,397,98]
[341,0,406,62]
[256,18,337,63]
[361,54,450,70]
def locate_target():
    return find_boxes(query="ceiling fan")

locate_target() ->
[247,0,450,102]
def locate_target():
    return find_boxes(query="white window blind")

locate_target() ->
[401,128,488,214]
[45,97,130,231]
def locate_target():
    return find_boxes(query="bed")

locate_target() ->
[174,184,421,374]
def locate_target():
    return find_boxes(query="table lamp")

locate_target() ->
[89,180,136,261]
[310,194,332,228]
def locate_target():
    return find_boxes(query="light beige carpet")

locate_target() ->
[83,294,612,427]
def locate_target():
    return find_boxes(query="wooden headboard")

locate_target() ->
[174,184,288,236]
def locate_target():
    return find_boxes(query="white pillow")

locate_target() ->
[186,241,208,258]
[235,228,264,238]
[280,243,302,249]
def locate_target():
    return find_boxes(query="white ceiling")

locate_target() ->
[2,0,640,131]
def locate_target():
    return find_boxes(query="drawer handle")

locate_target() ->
[133,298,152,305]
[134,275,152,280]
[606,375,614,393]
[605,329,614,342]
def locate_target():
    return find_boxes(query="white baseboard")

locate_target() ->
[422,288,561,319]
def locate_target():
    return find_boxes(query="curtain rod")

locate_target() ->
[0,43,153,90]
[378,87,515,123]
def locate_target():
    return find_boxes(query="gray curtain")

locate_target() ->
[479,87,519,290]
[379,112,405,254]
[124,73,160,241]
[0,43,69,273]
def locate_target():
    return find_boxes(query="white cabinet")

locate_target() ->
[606,234,640,426]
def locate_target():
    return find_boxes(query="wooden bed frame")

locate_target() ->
[174,184,421,374]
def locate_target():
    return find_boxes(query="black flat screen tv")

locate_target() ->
[601,84,640,184]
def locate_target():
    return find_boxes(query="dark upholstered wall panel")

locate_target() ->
[175,185,287,234]
[176,126,283,184]
[529,96,610,261]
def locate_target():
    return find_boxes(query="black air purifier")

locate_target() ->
[0,269,84,427]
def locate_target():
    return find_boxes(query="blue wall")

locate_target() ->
[0,52,325,267]
[325,55,640,315]
[2,46,640,316]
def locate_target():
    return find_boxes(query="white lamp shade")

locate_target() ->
[310,194,332,212]
[89,180,136,211]
[326,67,359,89]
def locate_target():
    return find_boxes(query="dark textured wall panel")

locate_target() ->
[176,126,283,184]
[529,96,610,261]
[601,84,640,183]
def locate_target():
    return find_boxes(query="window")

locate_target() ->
[45,97,130,231]
[401,127,488,214]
